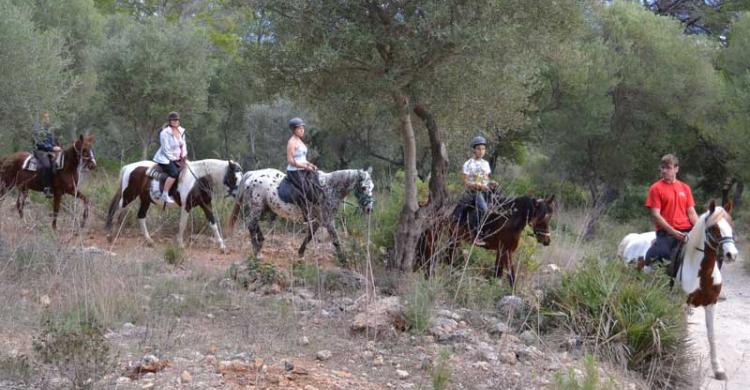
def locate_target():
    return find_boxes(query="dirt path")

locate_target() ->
[688,261,750,389]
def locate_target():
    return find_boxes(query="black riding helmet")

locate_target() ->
[168,111,180,121]
[288,117,305,130]
[470,136,487,149]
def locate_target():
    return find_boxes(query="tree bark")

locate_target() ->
[413,104,449,207]
[392,92,421,271]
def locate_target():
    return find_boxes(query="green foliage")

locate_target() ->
[0,0,71,152]
[404,279,436,334]
[32,309,115,389]
[292,263,363,293]
[554,354,615,390]
[163,244,185,266]
[369,172,407,251]
[95,15,212,158]
[431,349,452,390]
[545,257,691,388]
[228,257,286,290]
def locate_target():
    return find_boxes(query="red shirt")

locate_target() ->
[645,179,695,231]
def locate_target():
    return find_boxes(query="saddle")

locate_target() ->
[21,153,64,172]
[146,165,180,204]
[277,176,296,204]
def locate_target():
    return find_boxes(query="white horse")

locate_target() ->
[105,159,243,253]
[617,231,657,264]
[229,168,374,263]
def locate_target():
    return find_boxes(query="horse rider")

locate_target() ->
[644,154,698,266]
[286,117,325,218]
[153,111,188,204]
[462,135,492,245]
[32,111,61,198]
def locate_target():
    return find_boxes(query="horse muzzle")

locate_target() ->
[535,232,551,246]
[364,203,374,214]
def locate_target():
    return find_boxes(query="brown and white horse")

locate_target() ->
[104,159,242,253]
[0,134,97,229]
[676,200,737,380]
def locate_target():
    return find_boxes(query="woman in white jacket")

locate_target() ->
[152,111,188,204]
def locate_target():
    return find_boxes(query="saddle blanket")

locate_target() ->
[21,153,64,172]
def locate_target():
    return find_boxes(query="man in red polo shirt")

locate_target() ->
[644,154,699,264]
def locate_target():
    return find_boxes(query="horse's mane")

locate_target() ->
[680,207,726,294]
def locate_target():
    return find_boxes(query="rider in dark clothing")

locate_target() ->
[32,112,58,198]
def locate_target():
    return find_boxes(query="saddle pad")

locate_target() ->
[21,155,38,171]
[146,166,168,181]
[21,153,65,172]
[277,177,296,204]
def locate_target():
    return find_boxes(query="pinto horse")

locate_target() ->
[104,159,242,253]
[0,134,97,229]
[228,168,374,264]
[416,192,554,286]
[674,201,737,380]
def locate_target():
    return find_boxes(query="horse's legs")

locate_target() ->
[74,192,90,229]
[16,191,27,219]
[177,207,189,249]
[51,192,62,230]
[298,220,320,257]
[324,220,346,265]
[199,203,226,254]
[494,248,515,287]
[137,198,154,246]
[245,215,264,258]
[705,304,727,380]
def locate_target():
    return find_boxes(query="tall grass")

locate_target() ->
[545,257,695,389]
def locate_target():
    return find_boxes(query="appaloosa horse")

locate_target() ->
[228,168,374,264]
[0,134,97,229]
[104,159,242,253]
[417,191,555,287]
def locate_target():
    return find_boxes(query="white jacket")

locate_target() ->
[153,126,187,164]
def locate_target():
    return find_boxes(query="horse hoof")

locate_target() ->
[146,240,155,248]
[106,234,113,243]
[220,247,228,255]
[715,371,727,381]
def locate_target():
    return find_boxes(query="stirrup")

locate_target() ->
[43,187,53,198]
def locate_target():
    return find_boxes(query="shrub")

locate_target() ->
[544,258,694,389]
[404,278,436,334]
[431,349,452,390]
[163,244,185,266]
[554,354,615,390]
[32,309,115,389]
[228,257,287,290]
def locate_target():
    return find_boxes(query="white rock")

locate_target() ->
[396,369,410,379]
[316,350,332,361]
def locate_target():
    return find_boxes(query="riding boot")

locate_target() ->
[42,167,53,198]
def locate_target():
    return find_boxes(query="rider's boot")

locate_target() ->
[161,192,176,204]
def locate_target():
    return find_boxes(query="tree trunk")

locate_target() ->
[413,104,449,207]
[392,92,421,271]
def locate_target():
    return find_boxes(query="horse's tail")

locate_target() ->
[105,166,126,231]
[228,178,247,234]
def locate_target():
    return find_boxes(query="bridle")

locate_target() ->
[353,171,374,209]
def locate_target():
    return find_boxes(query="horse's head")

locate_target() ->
[223,160,243,198]
[705,200,738,263]
[530,195,555,246]
[73,134,97,170]
[354,167,374,214]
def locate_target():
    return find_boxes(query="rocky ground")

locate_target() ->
[0,198,646,389]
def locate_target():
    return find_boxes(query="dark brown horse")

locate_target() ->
[0,134,97,229]
[416,192,555,286]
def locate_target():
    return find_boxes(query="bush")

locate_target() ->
[431,349,452,390]
[163,244,185,266]
[404,279,436,334]
[32,309,115,389]
[554,354,615,390]
[228,257,287,290]
[292,262,363,293]
[544,258,694,389]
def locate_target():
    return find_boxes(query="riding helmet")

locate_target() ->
[288,117,305,130]
[470,136,487,149]
[168,111,180,121]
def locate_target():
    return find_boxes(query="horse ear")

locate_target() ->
[365,166,372,174]
[545,194,555,205]
[708,199,716,214]
[723,200,733,214]
[78,134,84,142]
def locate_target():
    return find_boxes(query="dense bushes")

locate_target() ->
[544,258,694,389]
